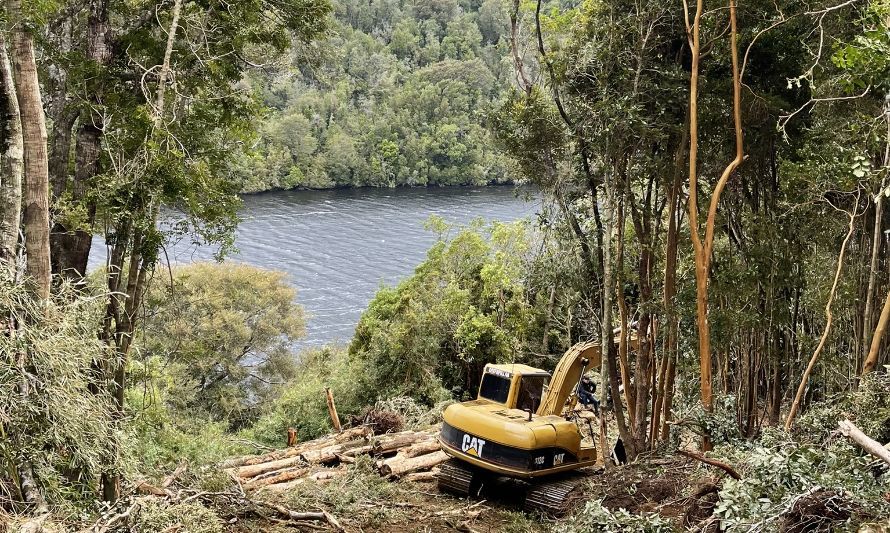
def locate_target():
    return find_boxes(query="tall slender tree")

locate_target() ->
[0,33,22,264]
[8,0,51,299]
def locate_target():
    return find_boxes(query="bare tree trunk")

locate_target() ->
[101,0,182,501]
[9,0,51,300]
[52,0,110,279]
[862,108,890,376]
[785,200,858,430]
[660,113,687,442]
[509,0,532,95]
[598,175,614,467]
[6,0,50,513]
[0,34,22,263]
[863,287,890,376]
[861,181,885,368]
[615,200,636,427]
[684,0,744,448]
[541,285,556,354]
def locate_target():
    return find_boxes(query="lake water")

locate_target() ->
[90,186,539,349]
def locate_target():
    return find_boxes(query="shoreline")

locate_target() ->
[239,179,529,197]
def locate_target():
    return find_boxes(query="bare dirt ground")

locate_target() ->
[225,456,712,532]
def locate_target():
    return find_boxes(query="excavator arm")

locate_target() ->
[535,341,603,417]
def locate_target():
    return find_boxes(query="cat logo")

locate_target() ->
[554,453,565,465]
[461,434,486,457]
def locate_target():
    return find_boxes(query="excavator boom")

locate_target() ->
[536,341,602,417]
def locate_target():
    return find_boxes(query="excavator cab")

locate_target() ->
[477,364,549,413]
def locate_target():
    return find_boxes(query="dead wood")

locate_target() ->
[678,449,741,480]
[339,444,374,458]
[372,431,434,454]
[325,387,342,433]
[162,463,187,488]
[379,450,449,478]
[379,440,441,471]
[260,501,344,532]
[222,426,370,468]
[300,438,369,464]
[134,480,172,497]
[402,469,439,483]
[838,420,890,465]
[258,477,310,492]
[399,439,441,458]
[235,455,306,479]
[242,467,310,490]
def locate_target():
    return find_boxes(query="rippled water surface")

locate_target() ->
[91,186,539,348]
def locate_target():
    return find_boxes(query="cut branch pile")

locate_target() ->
[225,425,447,491]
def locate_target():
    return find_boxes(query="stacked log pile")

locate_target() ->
[224,425,448,491]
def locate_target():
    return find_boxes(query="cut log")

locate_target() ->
[300,438,369,464]
[403,469,439,483]
[236,455,306,479]
[372,431,434,454]
[246,464,302,483]
[400,439,441,458]
[838,420,890,466]
[311,470,342,482]
[379,440,441,471]
[379,450,449,478]
[287,427,298,447]
[332,425,373,442]
[221,426,370,469]
[242,467,310,490]
[259,476,311,492]
[339,444,374,458]
[222,447,304,470]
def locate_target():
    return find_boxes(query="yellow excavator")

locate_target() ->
[436,341,603,514]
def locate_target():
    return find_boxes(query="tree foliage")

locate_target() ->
[351,218,562,400]
[234,0,519,191]
[137,263,306,427]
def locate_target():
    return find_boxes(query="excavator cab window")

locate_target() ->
[478,373,511,404]
[517,375,548,412]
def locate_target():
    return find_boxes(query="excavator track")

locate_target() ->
[523,476,584,516]
[437,458,479,496]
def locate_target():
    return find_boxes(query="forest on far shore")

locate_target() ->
[232,0,518,192]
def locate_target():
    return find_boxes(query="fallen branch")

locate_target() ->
[259,501,344,532]
[162,462,188,488]
[838,420,890,466]
[135,480,172,497]
[678,449,742,479]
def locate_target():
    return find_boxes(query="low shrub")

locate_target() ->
[563,499,676,532]
[134,500,224,533]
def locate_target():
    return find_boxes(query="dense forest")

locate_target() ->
[1,0,890,530]
[232,0,517,191]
